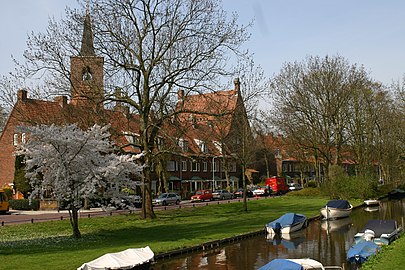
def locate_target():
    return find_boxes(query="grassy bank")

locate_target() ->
[361,232,405,270]
[0,196,328,270]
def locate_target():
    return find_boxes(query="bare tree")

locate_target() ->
[269,55,372,184]
[4,0,250,219]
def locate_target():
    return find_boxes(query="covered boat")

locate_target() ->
[354,220,403,245]
[258,258,342,270]
[388,189,405,200]
[265,213,308,234]
[320,200,352,220]
[77,246,154,270]
[347,241,381,264]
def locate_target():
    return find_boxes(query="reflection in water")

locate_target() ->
[152,199,405,270]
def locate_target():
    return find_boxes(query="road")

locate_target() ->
[0,196,266,226]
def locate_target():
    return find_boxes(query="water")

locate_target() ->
[152,199,405,270]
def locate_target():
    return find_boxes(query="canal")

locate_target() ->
[152,198,405,270]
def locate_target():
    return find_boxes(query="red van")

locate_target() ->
[265,176,289,195]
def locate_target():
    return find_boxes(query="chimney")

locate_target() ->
[177,89,184,101]
[54,96,68,108]
[17,89,27,101]
[233,78,240,93]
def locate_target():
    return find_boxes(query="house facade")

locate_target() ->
[0,12,249,198]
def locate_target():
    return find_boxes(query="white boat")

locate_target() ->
[258,258,342,270]
[320,200,352,220]
[265,213,308,234]
[364,199,380,206]
[77,246,154,270]
[354,220,403,246]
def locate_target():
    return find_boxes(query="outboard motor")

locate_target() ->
[364,229,375,241]
[273,222,281,233]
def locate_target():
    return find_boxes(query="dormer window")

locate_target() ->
[194,139,208,153]
[21,133,26,144]
[178,138,189,152]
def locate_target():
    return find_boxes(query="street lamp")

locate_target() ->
[212,156,216,191]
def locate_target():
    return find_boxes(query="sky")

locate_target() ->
[1,0,405,86]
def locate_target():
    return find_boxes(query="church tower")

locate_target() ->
[70,8,104,107]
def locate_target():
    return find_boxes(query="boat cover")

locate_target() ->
[266,213,307,230]
[258,259,303,270]
[359,220,397,238]
[77,246,154,270]
[326,200,351,209]
[347,241,381,263]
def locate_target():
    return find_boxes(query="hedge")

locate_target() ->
[9,199,39,210]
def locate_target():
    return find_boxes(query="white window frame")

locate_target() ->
[191,161,200,172]
[181,160,187,172]
[167,160,176,172]
[13,133,18,146]
[203,161,208,172]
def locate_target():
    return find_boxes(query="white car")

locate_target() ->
[212,190,234,200]
[252,186,270,196]
[153,193,181,206]
[288,183,303,191]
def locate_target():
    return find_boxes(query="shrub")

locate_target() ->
[307,180,317,188]
[9,199,39,210]
[3,188,13,199]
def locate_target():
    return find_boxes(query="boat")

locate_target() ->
[388,189,405,200]
[354,220,403,245]
[77,246,154,270]
[258,258,342,270]
[364,199,380,206]
[265,213,308,234]
[320,200,352,220]
[347,241,381,264]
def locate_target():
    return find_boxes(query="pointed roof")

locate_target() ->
[80,11,96,56]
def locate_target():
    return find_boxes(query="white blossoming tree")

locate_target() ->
[16,124,143,238]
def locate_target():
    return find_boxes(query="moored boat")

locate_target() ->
[258,258,342,270]
[265,213,308,235]
[77,246,154,270]
[388,189,405,200]
[347,241,381,264]
[354,220,403,245]
[320,200,352,220]
[364,199,380,206]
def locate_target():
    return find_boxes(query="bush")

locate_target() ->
[9,199,39,210]
[307,180,317,188]
[321,165,379,200]
[3,188,13,199]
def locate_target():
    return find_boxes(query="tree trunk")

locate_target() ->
[69,206,81,238]
[242,164,247,212]
[264,154,270,178]
[141,168,156,219]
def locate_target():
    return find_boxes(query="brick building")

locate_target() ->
[0,11,250,198]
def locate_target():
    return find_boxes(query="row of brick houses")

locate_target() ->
[0,12,248,199]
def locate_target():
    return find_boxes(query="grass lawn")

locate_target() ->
[361,233,405,270]
[0,196,329,269]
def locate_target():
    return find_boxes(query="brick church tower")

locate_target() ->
[70,9,104,108]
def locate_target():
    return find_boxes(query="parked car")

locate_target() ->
[252,186,270,197]
[212,189,234,200]
[121,195,142,208]
[191,190,213,202]
[233,188,253,198]
[288,183,303,191]
[153,193,181,206]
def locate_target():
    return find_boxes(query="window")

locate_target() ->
[21,133,26,144]
[13,134,18,146]
[156,137,164,150]
[213,141,222,154]
[167,161,176,172]
[203,161,208,172]
[191,161,200,172]
[194,139,208,153]
[178,138,188,152]
[181,161,187,172]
